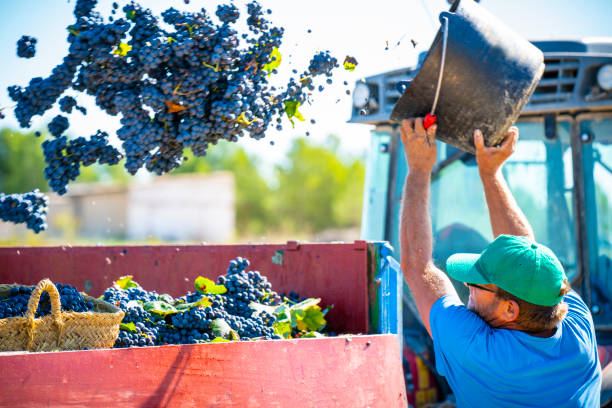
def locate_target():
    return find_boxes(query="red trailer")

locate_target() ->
[0,241,411,407]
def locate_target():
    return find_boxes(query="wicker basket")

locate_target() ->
[0,279,124,352]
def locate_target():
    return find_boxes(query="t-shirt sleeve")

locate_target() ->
[564,290,591,319]
[563,290,597,344]
[429,294,491,376]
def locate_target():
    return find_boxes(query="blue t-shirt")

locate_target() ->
[430,290,602,407]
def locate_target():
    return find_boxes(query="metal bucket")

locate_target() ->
[390,0,545,153]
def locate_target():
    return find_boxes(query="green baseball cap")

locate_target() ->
[446,235,567,306]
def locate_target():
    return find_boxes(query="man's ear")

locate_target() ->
[501,299,520,323]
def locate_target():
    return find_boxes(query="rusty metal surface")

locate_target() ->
[0,335,407,408]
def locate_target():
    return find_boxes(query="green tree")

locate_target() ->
[174,142,274,235]
[274,135,365,233]
[76,160,130,185]
[0,128,48,194]
[0,127,131,195]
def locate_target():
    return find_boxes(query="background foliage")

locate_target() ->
[0,127,365,240]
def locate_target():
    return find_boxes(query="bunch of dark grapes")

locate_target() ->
[48,115,70,137]
[59,96,77,113]
[59,96,87,115]
[8,0,339,194]
[16,35,37,58]
[280,290,305,303]
[106,256,289,347]
[219,257,277,318]
[0,283,93,319]
[0,189,48,233]
[103,285,162,348]
[115,321,158,347]
[42,131,121,194]
[103,285,158,309]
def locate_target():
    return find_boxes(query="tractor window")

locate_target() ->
[505,121,576,281]
[581,118,612,318]
[594,144,612,259]
[429,120,577,289]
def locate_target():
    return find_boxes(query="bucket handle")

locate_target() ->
[431,16,449,116]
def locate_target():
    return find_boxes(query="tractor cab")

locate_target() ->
[353,39,612,404]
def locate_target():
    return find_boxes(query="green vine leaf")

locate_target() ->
[143,300,179,316]
[300,331,325,338]
[343,56,358,71]
[284,100,305,128]
[263,47,282,76]
[296,305,326,332]
[115,275,140,290]
[210,318,238,340]
[120,322,137,333]
[67,27,80,36]
[235,112,259,126]
[194,277,227,295]
[112,42,132,57]
[273,321,292,339]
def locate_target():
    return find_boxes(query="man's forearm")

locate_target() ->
[400,171,434,271]
[481,172,534,239]
[400,170,456,336]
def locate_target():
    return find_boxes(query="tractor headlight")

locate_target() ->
[597,64,612,91]
[353,82,370,109]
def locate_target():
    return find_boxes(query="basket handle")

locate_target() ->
[25,279,65,349]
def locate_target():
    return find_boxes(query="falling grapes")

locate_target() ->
[7,0,340,196]
[0,190,49,232]
[16,35,37,59]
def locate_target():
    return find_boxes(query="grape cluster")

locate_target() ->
[42,131,121,194]
[115,321,158,347]
[59,96,76,113]
[103,285,158,309]
[280,290,304,303]
[16,35,37,58]
[0,283,94,319]
[105,257,295,348]
[219,257,277,318]
[59,96,87,116]
[8,0,340,193]
[48,115,70,137]
[0,189,48,233]
[103,285,162,348]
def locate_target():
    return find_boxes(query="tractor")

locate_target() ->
[353,38,612,406]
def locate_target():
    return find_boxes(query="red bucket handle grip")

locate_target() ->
[424,113,437,130]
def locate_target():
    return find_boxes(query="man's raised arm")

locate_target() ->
[474,128,535,240]
[399,118,457,337]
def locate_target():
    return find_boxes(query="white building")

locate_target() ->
[0,172,235,243]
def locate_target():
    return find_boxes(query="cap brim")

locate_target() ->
[446,253,489,284]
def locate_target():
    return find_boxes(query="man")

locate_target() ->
[399,117,601,407]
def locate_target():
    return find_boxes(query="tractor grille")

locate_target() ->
[529,58,579,105]
[383,69,415,113]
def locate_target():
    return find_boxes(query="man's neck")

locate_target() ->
[499,322,557,338]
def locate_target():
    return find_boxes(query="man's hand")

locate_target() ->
[400,117,438,174]
[474,127,518,177]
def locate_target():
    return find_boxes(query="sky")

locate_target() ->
[1,0,611,175]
